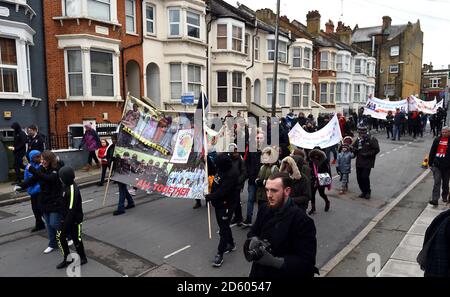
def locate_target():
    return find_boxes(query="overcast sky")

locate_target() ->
[225,0,450,69]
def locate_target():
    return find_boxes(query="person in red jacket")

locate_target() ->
[97,139,110,186]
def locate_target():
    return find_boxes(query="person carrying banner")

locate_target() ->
[428,126,450,206]
[352,125,380,199]
[308,148,331,215]
[205,153,239,267]
[393,108,405,141]
[244,172,318,278]
[385,111,394,139]
[56,166,88,269]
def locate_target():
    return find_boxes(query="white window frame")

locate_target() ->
[244,33,250,55]
[279,79,287,106]
[170,63,182,100]
[389,64,399,73]
[303,47,311,69]
[390,45,399,57]
[168,7,181,37]
[66,48,84,97]
[355,59,361,74]
[431,78,441,88]
[278,41,287,64]
[125,0,136,34]
[337,55,343,72]
[268,39,287,63]
[345,56,350,72]
[292,83,301,107]
[232,25,243,52]
[254,37,260,61]
[354,84,360,102]
[217,71,227,103]
[0,38,19,94]
[330,82,335,103]
[336,82,342,102]
[320,83,328,103]
[186,10,201,39]
[302,83,310,108]
[232,72,243,103]
[90,49,114,97]
[87,0,112,22]
[187,64,202,101]
[293,47,302,68]
[145,3,155,36]
[216,24,227,50]
[330,52,336,71]
[266,78,273,106]
[63,0,118,23]
[320,52,329,70]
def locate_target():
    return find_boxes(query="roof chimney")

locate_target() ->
[382,16,392,31]
[325,20,334,33]
[336,21,352,45]
[306,10,321,36]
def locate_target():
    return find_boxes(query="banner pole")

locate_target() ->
[201,91,212,239]
[102,162,114,206]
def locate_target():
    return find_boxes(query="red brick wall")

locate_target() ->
[44,0,144,137]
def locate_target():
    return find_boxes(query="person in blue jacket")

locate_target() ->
[22,150,46,232]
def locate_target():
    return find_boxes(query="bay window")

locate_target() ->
[268,40,287,63]
[354,84,360,102]
[330,53,336,70]
[336,83,342,102]
[320,83,328,103]
[320,52,328,70]
[292,83,301,107]
[279,79,286,106]
[302,83,310,108]
[355,59,361,74]
[303,48,311,68]
[188,64,201,100]
[337,55,343,71]
[168,8,181,37]
[90,50,114,96]
[170,63,182,100]
[293,47,302,68]
[67,49,83,97]
[330,82,335,103]
[217,24,227,49]
[266,79,273,105]
[232,25,242,51]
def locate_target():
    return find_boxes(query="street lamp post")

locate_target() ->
[271,0,281,117]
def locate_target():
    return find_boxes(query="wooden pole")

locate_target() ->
[201,91,212,239]
[102,163,114,206]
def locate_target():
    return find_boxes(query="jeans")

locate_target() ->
[431,166,450,202]
[386,127,393,139]
[356,167,372,195]
[215,206,234,255]
[340,173,349,190]
[43,212,62,248]
[118,183,135,211]
[246,184,256,222]
[393,125,401,140]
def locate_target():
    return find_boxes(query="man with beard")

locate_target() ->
[244,172,318,277]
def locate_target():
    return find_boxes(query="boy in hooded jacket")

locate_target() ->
[24,150,45,232]
[56,166,88,269]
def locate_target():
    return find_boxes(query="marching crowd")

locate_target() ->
[7,103,450,276]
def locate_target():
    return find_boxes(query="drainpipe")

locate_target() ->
[206,14,216,102]
[121,0,145,100]
[371,35,375,57]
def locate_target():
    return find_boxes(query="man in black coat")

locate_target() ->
[205,153,239,267]
[352,125,380,199]
[11,122,27,184]
[245,172,317,277]
[26,124,46,156]
[428,126,450,205]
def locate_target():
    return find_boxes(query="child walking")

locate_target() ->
[336,143,354,195]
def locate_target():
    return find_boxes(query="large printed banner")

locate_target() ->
[408,96,443,114]
[288,114,342,149]
[363,97,408,119]
[112,96,207,200]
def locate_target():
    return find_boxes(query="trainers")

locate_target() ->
[67,240,74,247]
[224,243,237,254]
[365,192,371,199]
[212,254,223,267]
[43,247,54,254]
[241,219,252,228]
[31,225,46,233]
[125,204,135,209]
[56,259,74,269]
[429,200,438,206]
[230,217,243,226]
[128,188,136,196]
[113,210,125,216]
[193,202,201,209]
[358,193,366,198]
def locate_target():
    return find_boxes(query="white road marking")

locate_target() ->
[82,199,94,204]
[11,215,34,223]
[393,148,397,152]
[386,151,391,154]
[379,154,385,158]
[408,142,412,144]
[163,245,191,259]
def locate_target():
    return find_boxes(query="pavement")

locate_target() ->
[0,168,102,206]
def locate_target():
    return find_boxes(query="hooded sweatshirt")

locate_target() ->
[59,166,84,224]
[11,122,27,155]
[280,156,311,210]
[24,150,41,196]
[207,153,239,209]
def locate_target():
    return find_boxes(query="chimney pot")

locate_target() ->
[382,16,392,31]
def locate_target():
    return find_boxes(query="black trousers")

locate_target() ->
[311,185,329,207]
[356,167,372,194]
[232,193,243,221]
[30,194,45,228]
[99,164,109,184]
[215,206,235,255]
[56,222,87,260]
[88,151,99,165]
[386,127,393,139]
[13,152,25,181]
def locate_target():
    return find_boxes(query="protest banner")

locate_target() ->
[110,96,207,200]
[288,114,342,149]
[410,96,442,114]
[363,97,408,119]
